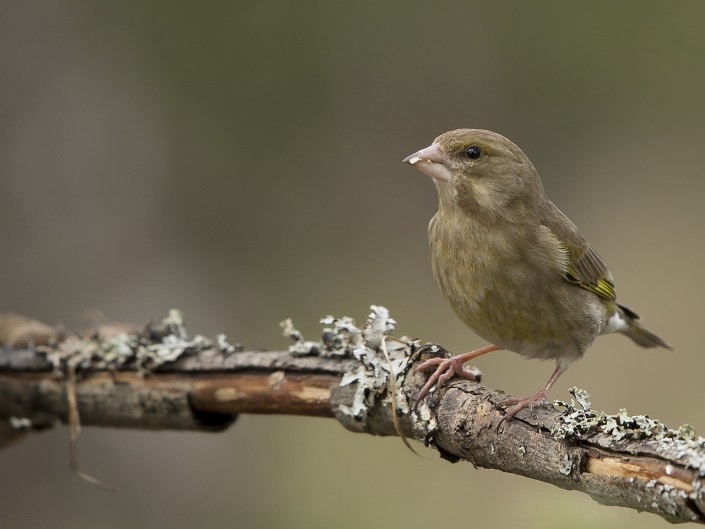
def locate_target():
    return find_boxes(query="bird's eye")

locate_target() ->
[465,145,482,160]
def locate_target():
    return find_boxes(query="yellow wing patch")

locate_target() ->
[565,266,616,301]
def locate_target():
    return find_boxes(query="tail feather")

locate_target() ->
[617,303,672,350]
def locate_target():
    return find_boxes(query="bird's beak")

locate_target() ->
[402,143,452,181]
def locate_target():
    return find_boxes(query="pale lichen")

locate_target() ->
[282,306,437,436]
[552,387,705,509]
[281,305,397,359]
[559,453,573,475]
[279,318,323,356]
[569,386,592,410]
[37,309,242,375]
[552,389,672,442]
[282,305,404,419]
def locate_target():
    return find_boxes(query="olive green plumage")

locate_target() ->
[406,129,669,375]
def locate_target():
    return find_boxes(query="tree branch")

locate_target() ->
[0,310,703,524]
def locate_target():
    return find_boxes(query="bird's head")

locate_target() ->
[403,129,545,220]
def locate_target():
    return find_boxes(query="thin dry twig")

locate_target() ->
[66,354,116,492]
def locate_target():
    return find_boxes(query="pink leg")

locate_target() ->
[414,344,499,404]
[497,362,566,422]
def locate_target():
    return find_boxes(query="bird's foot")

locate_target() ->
[413,355,480,405]
[496,390,548,422]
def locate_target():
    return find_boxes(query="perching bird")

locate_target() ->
[403,129,670,420]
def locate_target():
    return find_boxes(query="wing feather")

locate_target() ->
[541,203,616,302]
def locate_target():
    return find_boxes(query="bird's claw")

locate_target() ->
[496,393,547,424]
[413,356,480,407]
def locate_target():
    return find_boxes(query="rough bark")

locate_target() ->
[0,349,353,430]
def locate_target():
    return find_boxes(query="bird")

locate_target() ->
[402,129,670,421]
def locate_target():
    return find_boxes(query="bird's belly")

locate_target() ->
[431,250,602,361]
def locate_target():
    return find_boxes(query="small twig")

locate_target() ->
[66,355,117,492]
[380,335,424,458]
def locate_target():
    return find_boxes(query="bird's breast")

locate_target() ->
[429,211,529,310]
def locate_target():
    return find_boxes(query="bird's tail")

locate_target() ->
[617,303,672,349]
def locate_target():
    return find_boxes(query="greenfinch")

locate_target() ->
[403,129,670,420]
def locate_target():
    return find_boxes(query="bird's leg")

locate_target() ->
[414,344,499,404]
[497,362,566,421]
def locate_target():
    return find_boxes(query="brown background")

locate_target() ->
[1,2,703,528]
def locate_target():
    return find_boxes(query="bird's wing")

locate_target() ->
[542,203,616,302]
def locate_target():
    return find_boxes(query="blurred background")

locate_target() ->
[1,1,704,528]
